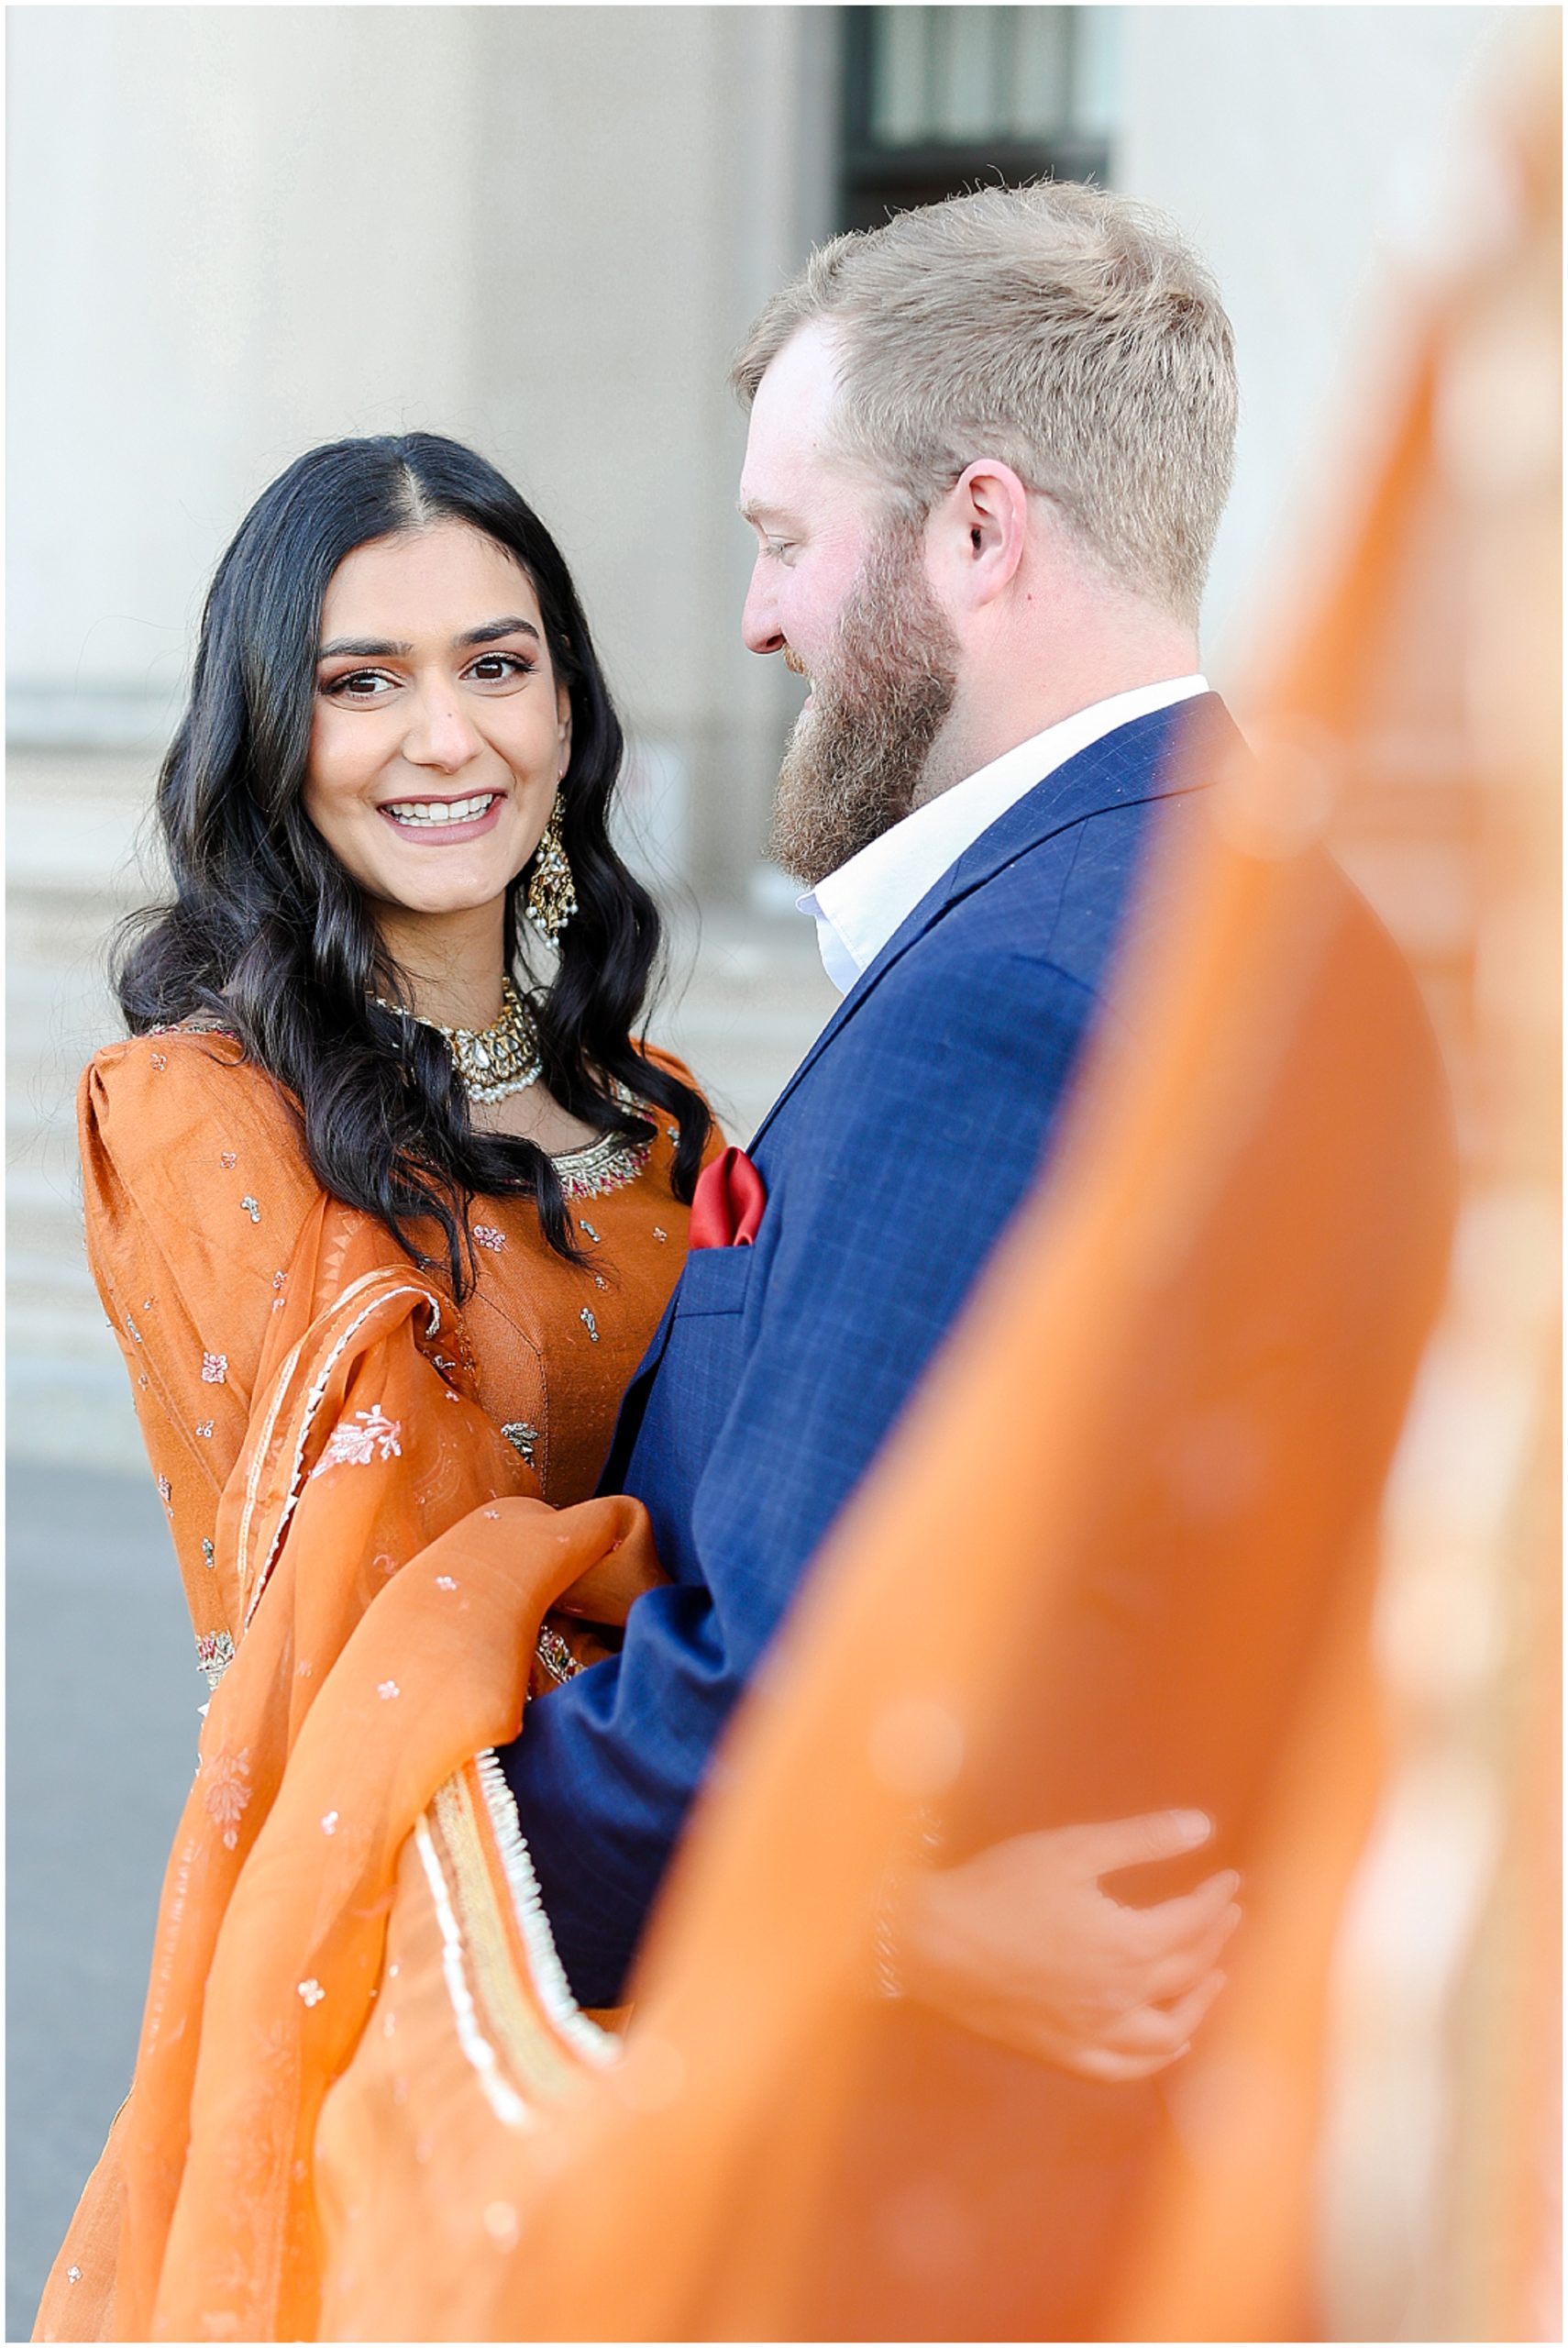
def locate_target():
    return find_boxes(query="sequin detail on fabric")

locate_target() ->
[196,1629,237,1689]
[554,1135,652,1202]
[535,1623,583,1685]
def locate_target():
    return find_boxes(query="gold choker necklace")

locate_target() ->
[374,977,543,1104]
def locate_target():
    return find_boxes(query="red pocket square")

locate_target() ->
[689,1146,767,1249]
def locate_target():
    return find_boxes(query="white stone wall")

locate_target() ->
[1113,4,1528,688]
[7,6,487,735]
[7,3,1528,833]
[6,4,829,879]
[6,2,1536,1465]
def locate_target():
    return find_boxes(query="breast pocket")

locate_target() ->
[670,1244,756,1321]
[621,1248,758,1574]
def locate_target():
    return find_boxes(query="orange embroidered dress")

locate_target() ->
[38,1029,701,2342]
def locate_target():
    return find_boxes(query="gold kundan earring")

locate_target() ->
[525,795,578,943]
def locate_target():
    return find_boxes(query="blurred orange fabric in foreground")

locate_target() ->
[307,35,1559,2348]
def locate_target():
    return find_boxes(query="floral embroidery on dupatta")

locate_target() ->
[311,1405,403,1474]
[202,1744,250,1849]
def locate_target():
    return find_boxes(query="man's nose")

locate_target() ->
[404,687,481,771]
[741,559,786,657]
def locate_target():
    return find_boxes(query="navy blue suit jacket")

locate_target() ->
[502,694,1237,2004]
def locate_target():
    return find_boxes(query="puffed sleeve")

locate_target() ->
[634,1042,729,1160]
[79,1031,321,1648]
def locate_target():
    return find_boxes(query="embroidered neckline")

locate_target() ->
[550,1127,652,1202]
[547,1079,656,1202]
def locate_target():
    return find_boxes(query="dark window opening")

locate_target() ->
[840,6,1116,233]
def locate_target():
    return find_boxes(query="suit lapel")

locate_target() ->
[749,693,1233,1153]
[605,696,1239,1485]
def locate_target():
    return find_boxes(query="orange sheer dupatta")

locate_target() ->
[35,1198,659,2345]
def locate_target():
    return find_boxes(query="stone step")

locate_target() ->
[8,1346,148,1473]
[9,1176,89,1273]
[6,748,161,803]
[10,1274,111,1342]
[8,1052,100,1140]
[8,1105,94,1167]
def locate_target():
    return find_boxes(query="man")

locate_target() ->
[502,181,1244,2066]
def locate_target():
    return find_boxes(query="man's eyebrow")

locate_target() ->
[736,495,793,528]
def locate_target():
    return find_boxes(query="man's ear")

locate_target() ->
[928,460,1031,611]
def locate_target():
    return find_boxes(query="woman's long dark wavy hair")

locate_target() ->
[117,432,712,1292]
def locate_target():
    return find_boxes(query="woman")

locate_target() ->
[39,432,718,2341]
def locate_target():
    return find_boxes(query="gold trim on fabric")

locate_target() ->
[469,1751,617,2068]
[414,1813,534,2134]
[234,1329,305,1615]
[238,1273,443,1630]
[422,1760,613,2118]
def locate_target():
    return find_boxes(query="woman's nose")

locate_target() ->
[404,688,481,772]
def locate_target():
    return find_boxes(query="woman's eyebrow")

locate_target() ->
[454,616,541,648]
[317,635,413,659]
[315,618,540,659]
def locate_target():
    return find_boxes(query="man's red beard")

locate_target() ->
[767,522,960,889]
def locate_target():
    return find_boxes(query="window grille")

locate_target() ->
[840,6,1116,231]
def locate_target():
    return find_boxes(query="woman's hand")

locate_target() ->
[894,1810,1241,2080]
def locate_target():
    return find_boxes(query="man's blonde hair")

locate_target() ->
[732,181,1237,625]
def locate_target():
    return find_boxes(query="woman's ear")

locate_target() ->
[557,682,572,776]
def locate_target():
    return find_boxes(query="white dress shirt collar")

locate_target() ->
[798,676,1210,995]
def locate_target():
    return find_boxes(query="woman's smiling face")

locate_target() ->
[304,519,570,927]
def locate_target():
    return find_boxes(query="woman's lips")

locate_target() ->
[376,792,505,845]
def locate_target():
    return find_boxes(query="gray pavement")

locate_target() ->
[7,1460,196,2342]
